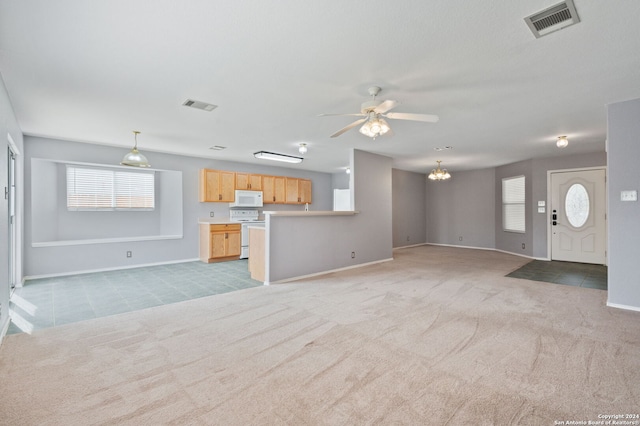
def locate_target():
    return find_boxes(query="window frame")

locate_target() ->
[502,175,525,233]
[66,165,155,212]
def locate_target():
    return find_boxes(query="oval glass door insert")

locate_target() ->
[565,183,590,228]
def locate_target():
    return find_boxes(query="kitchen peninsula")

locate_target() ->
[248,210,359,284]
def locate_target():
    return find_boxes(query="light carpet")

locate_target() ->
[1,245,639,425]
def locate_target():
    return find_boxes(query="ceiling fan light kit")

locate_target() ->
[254,151,303,164]
[556,136,569,148]
[428,160,451,181]
[121,131,151,168]
[320,86,439,139]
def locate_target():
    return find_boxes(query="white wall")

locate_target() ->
[606,97,640,311]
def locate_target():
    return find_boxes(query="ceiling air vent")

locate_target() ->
[182,99,217,111]
[524,0,580,38]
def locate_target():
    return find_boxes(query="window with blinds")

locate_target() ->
[67,166,155,211]
[502,175,525,233]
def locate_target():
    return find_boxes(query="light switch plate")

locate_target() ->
[538,201,546,207]
[538,207,546,213]
[621,190,638,202]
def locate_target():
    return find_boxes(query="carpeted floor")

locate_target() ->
[1,245,638,425]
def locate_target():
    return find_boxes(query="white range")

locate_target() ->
[229,209,264,259]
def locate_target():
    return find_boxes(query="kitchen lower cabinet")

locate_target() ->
[199,223,241,262]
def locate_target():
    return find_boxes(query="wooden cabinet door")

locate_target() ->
[200,169,220,202]
[220,171,235,202]
[274,176,286,203]
[299,179,312,204]
[200,169,236,202]
[235,173,249,190]
[236,173,263,190]
[249,174,263,191]
[210,231,227,258]
[226,231,241,256]
[263,175,275,203]
[285,178,299,204]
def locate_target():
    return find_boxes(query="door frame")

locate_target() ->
[546,166,607,264]
[7,133,20,291]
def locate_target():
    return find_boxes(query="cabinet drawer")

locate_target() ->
[210,224,241,232]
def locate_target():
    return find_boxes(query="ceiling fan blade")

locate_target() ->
[384,112,439,123]
[318,113,366,117]
[330,118,367,138]
[374,100,397,114]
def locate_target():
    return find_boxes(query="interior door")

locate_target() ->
[550,168,606,264]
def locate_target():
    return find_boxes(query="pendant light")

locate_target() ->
[428,160,451,181]
[121,131,151,168]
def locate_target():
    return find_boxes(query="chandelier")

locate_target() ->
[359,113,390,139]
[428,160,451,181]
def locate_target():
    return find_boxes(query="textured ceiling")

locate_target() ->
[1,1,640,173]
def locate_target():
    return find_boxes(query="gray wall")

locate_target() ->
[530,152,606,258]
[426,168,496,249]
[331,171,350,189]
[0,75,24,338]
[24,136,333,277]
[607,98,640,310]
[30,158,182,242]
[267,149,393,283]
[392,169,426,248]
[495,160,533,256]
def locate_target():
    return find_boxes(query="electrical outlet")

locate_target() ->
[522,243,525,250]
[406,236,410,241]
[459,236,463,241]
[126,251,132,258]
[351,251,356,259]
[210,211,215,217]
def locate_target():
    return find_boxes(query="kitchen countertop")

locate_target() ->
[198,218,236,225]
[262,210,359,217]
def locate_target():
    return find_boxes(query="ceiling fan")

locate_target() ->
[319,86,439,139]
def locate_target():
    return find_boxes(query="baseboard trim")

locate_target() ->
[270,257,395,285]
[393,243,428,250]
[606,301,640,312]
[24,258,201,281]
[423,243,545,261]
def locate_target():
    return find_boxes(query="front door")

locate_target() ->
[550,168,606,264]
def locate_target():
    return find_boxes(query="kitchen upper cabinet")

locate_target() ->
[199,169,235,202]
[299,178,312,204]
[285,178,312,204]
[263,175,286,204]
[235,173,263,191]
[199,223,241,262]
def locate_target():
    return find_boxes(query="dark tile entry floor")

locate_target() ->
[507,260,607,290]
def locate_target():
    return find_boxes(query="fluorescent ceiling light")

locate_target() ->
[254,151,303,164]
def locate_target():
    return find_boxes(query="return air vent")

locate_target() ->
[182,99,217,111]
[524,0,580,38]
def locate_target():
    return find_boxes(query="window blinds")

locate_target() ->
[67,165,155,211]
[502,176,525,233]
